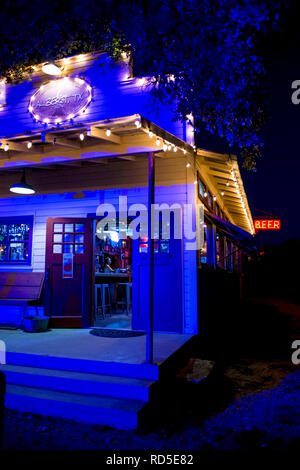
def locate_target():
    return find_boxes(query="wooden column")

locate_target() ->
[146,151,155,364]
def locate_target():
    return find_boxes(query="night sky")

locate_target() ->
[198,29,300,247]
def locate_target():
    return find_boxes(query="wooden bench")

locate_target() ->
[0,272,45,329]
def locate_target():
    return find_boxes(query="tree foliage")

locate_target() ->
[0,0,281,168]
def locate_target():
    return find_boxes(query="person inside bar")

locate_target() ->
[104,256,114,273]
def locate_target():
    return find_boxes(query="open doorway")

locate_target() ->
[93,219,132,329]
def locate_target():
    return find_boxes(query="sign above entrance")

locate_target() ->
[254,219,281,230]
[29,77,92,124]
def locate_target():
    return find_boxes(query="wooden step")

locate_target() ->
[6,351,159,380]
[5,383,145,429]
[0,363,153,402]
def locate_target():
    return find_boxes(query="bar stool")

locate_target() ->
[95,284,111,319]
[116,283,132,315]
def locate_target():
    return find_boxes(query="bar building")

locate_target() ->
[0,51,256,427]
[0,52,255,335]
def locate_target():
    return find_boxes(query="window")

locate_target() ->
[198,178,206,199]
[207,191,213,209]
[0,216,33,265]
[53,222,85,254]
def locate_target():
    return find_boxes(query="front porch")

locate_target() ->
[0,328,192,367]
[0,329,193,429]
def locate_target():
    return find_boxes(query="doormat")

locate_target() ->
[90,328,146,338]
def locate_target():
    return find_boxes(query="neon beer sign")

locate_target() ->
[254,219,281,230]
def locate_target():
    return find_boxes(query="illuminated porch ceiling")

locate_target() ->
[0,114,191,169]
[197,149,254,235]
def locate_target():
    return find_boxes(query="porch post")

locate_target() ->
[146,151,155,364]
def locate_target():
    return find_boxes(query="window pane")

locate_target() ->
[74,244,84,254]
[0,244,7,260]
[75,224,85,233]
[8,242,28,261]
[0,225,7,242]
[54,223,63,233]
[75,234,84,243]
[63,244,73,253]
[8,224,29,241]
[53,234,62,243]
[64,224,74,233]
[64,233,74,243]
[160,240,170,253]
[53,244,62,254]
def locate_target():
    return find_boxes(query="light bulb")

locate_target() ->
[173,146,177,152]
[27,141,32,149]
[106,129,111,137]
[221,191,224,196]
[163,143,168,152]
[194,180,197,185]
[186,163,191,168]
[79,133,85,141]
[156,138,160,146]
[4,143,9,151]
[149,131,153,138]
[213,196,217,201]
[204,192,207,197]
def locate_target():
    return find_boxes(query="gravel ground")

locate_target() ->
[2,363,300,450]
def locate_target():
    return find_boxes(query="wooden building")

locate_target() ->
[0,51,255,335]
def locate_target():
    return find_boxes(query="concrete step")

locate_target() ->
[6,351,159,380]
[0,364,153,402]
[5,383,145,429]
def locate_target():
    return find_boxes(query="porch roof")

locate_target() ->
[0,114,191,171]
[197,149,254,235]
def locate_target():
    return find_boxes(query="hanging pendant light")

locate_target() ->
[10,170,35,195]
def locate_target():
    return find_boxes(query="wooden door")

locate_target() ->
[45,218,92,328]
[132,212,182,333]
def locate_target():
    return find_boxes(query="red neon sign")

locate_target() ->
[254,219,281,230]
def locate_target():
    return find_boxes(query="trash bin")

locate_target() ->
[0,371,5,450]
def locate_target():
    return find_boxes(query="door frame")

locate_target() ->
[45,217,93,328]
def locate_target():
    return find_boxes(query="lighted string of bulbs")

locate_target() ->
[230,169,254,234]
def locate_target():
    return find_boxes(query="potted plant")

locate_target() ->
[22,315,49,332]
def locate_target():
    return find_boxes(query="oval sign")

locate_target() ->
[29,77,92,124]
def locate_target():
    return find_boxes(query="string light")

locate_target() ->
[106,129,111,137]
[213,196,217,201]
[173,146,177,152]
[149,131,153,138]
[79,133,85,141]
[194,179,197,185]
[204,192,207,197]
[221,191,224,196]
[4,143,9,151]
[27,141,32,149]
[135,119,141,128]
[156,138,160,146]
[226,181,230,186]
[163,143,168,152]
[167,144,172,151]
[186,162,191,168]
